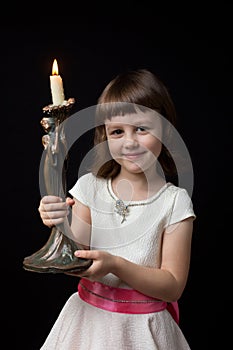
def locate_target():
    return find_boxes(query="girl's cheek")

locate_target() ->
[108,140,122,152]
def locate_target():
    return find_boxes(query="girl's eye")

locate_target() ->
[111,129,123,135]
[136,126,147,132]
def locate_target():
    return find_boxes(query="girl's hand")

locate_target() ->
[38,195,75,227]
[73,250,116,281]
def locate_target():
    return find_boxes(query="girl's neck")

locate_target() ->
[112,168,166,201]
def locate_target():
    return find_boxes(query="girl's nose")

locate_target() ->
[124,133,138,148]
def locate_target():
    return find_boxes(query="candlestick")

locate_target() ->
[23,99,93,274]
[50,59,65,106]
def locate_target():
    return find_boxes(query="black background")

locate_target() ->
[2,3,231,349]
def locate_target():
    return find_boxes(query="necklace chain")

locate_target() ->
[107,180,169,224]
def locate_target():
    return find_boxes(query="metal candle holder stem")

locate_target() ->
[23,98,92,273]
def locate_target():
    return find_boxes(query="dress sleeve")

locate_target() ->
[167,188,196,226]
[68,173,92,206]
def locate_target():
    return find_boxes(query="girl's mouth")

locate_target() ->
[122,152,146,160]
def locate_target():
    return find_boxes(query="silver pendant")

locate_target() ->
[115,199,129,223]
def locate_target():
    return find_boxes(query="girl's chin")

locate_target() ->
[121,161,148,173]
[116,158,157,174]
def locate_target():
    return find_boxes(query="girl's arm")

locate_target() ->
[70,198,91,249]
[76,217,193,302]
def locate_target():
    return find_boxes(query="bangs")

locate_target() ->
[95,101,148,125]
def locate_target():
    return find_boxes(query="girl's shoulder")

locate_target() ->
[166,182,191,195]
[76,172,106,187]
[69,172,106,200]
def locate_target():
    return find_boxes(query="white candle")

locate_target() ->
[50,59,65,106]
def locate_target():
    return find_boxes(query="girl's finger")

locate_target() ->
[41,196,63,204]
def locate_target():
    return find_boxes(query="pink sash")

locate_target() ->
[78,278,179,324]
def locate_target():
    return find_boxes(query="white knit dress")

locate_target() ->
[40,172,196,350]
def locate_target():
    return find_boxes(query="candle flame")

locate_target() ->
[52,59,59,75]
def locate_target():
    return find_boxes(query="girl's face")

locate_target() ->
[105,111,162,175]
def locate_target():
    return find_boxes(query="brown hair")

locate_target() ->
[91,69,177,179]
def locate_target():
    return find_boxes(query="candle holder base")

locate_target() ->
[23,227,92,273]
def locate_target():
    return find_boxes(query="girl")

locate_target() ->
[39,69,196,349]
